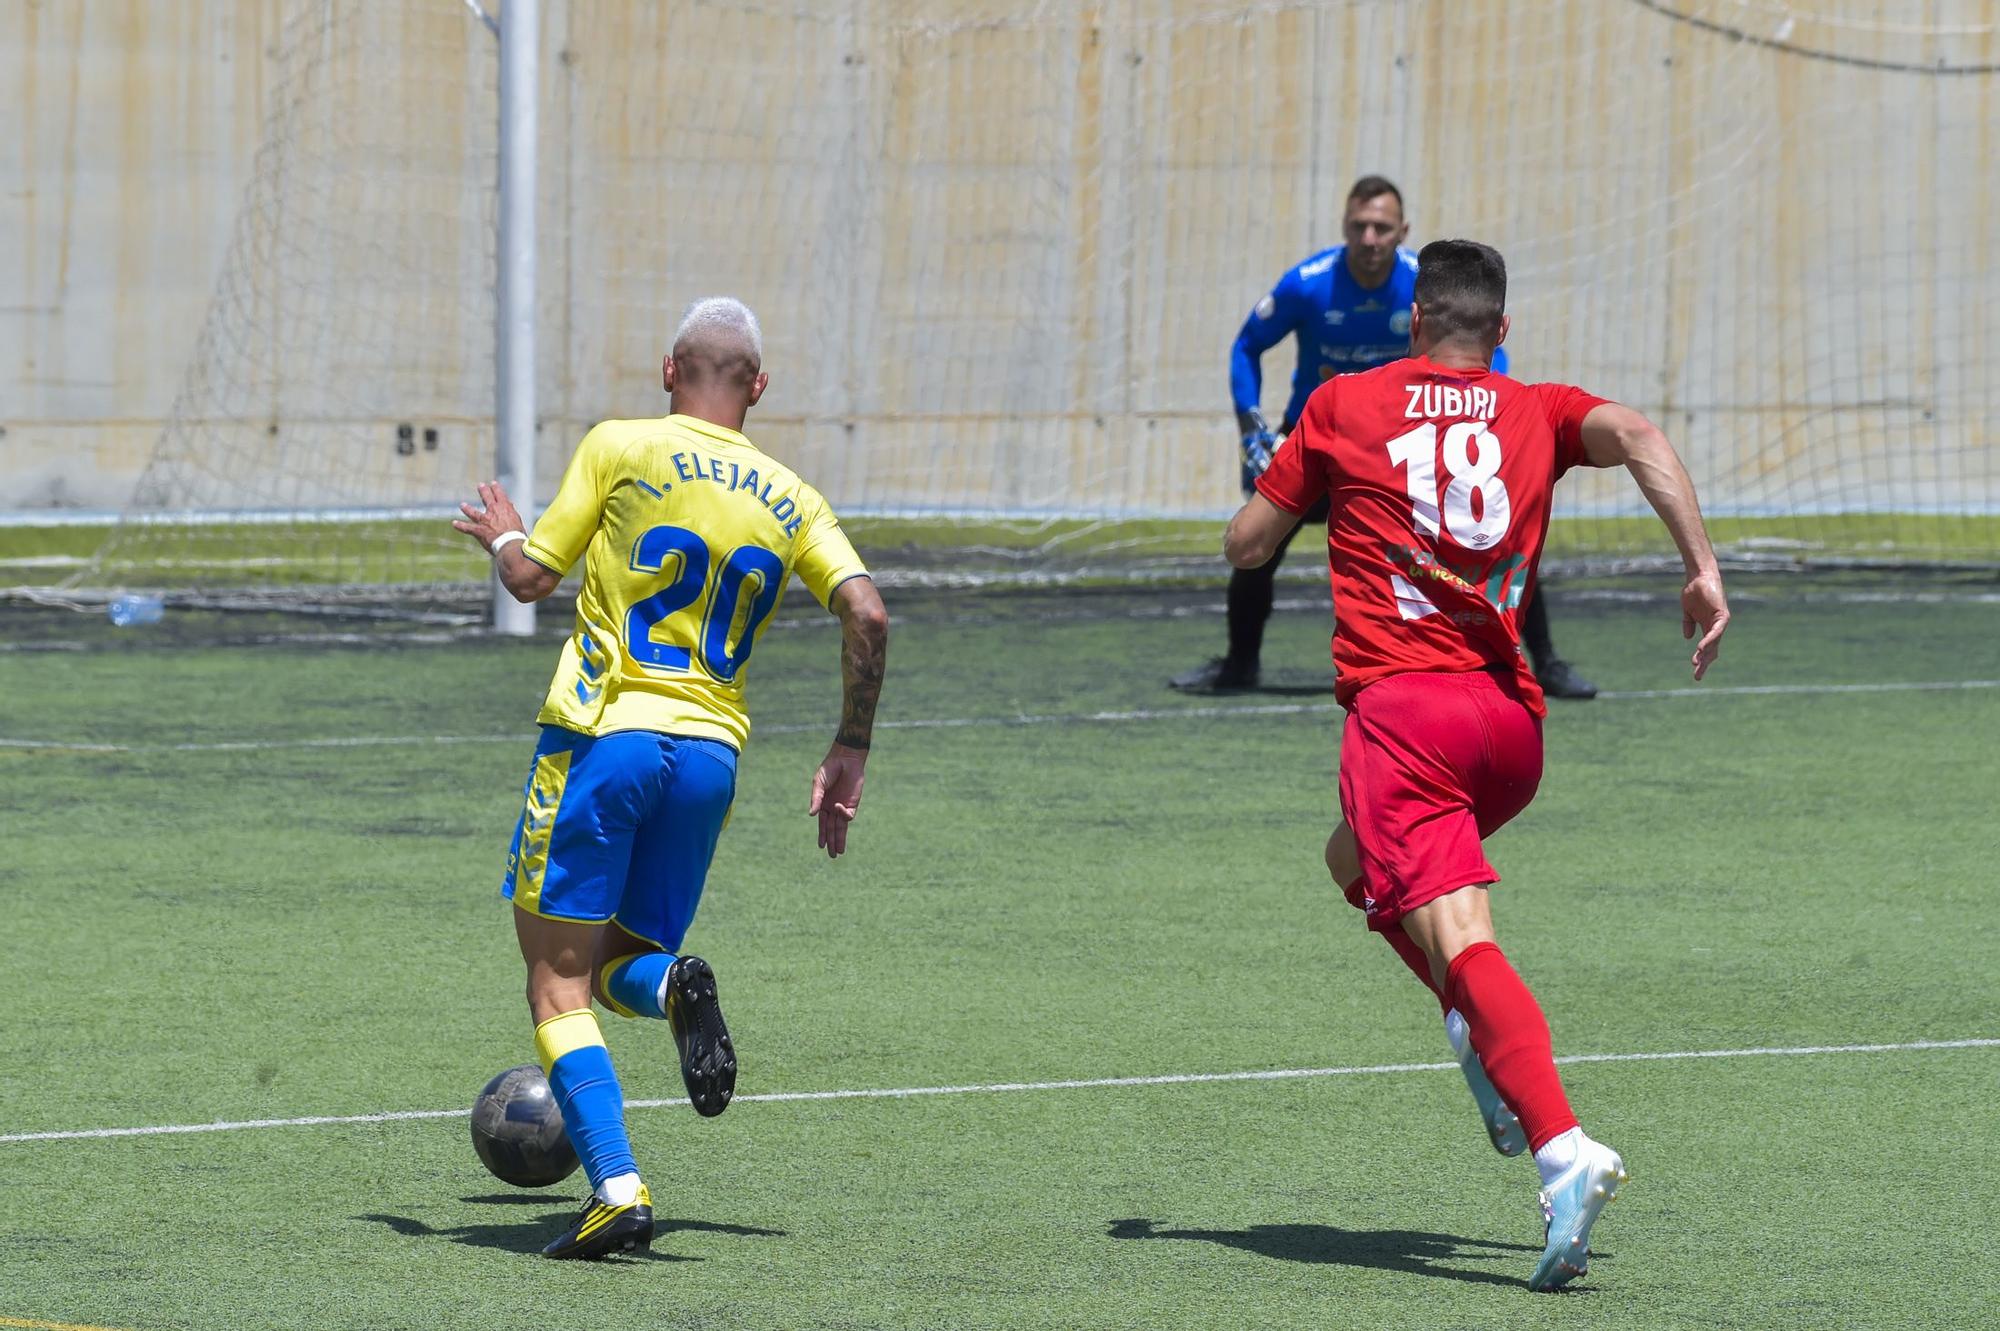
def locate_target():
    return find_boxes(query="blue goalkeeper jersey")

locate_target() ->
[1230,245,1509,431]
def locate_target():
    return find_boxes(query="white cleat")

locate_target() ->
[1529,1139,1628,1293]
[1458,1043,1528,1157]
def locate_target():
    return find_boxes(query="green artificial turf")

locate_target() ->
[0,579,1995,1330]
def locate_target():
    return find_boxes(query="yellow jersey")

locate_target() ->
[523,414,869,749]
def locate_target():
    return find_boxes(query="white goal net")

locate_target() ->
[90,0,2000,602]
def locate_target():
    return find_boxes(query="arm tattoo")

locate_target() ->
[834,610,887,750]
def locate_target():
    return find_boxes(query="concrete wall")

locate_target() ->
[4,1,286,509]
[5,0,1995,521]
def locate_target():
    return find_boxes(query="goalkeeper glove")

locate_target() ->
[1239,412,1278,492]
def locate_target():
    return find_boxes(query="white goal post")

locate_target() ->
[494,0,537,635]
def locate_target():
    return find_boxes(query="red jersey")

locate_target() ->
[1255,355,1610,717]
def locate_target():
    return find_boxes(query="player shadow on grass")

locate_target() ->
[1107,1218,1554,1289]
[359,1206,783,1260]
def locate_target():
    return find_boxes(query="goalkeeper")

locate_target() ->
[1171,175,1596,699]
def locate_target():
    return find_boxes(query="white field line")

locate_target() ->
[0,596,1303,656]
[1598,679,2000,700]
[7,584,1997,654]
[0,630,480,655]
[1564,587,2000,607]
[1,1038,1992,1146]
[1,678,1996,756]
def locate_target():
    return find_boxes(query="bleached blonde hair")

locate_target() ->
[673,296,763,366]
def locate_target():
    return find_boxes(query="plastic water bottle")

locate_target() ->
[106,594,166,628]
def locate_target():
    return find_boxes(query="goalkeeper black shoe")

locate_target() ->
[667,955,736,1118]
[1535,658,1599,701]
[1169,656,1259,692]
[541,1184,654,1260]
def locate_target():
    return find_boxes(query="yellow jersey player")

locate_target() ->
[452,297,889,1260]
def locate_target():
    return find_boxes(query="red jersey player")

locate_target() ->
[1226,239,1729,1293]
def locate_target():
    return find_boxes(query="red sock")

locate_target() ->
[1444,941,1579,1151]
[1381,921,1449,1014]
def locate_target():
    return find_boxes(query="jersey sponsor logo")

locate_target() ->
[1322,343,1406,365]
[1392,578,1499,627]
[1385,542,1531,612]
[1353,297,1386,313]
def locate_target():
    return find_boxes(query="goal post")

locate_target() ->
[494,0,537,635]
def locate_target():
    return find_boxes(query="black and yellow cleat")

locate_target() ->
[541,1183,655,1260]
[667,955,736,1117]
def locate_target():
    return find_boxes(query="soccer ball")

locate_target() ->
[469,1064,580,1188]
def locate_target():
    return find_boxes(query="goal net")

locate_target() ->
[85,0,2000,605]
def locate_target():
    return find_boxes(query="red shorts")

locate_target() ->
[1337,669,1544,931]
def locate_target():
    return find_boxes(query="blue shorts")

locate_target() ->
[501,725,738,951]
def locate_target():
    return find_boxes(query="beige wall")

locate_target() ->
[5,1,287,508]
[5,1,1996,523]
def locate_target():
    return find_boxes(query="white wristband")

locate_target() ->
[489,530,528,557]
